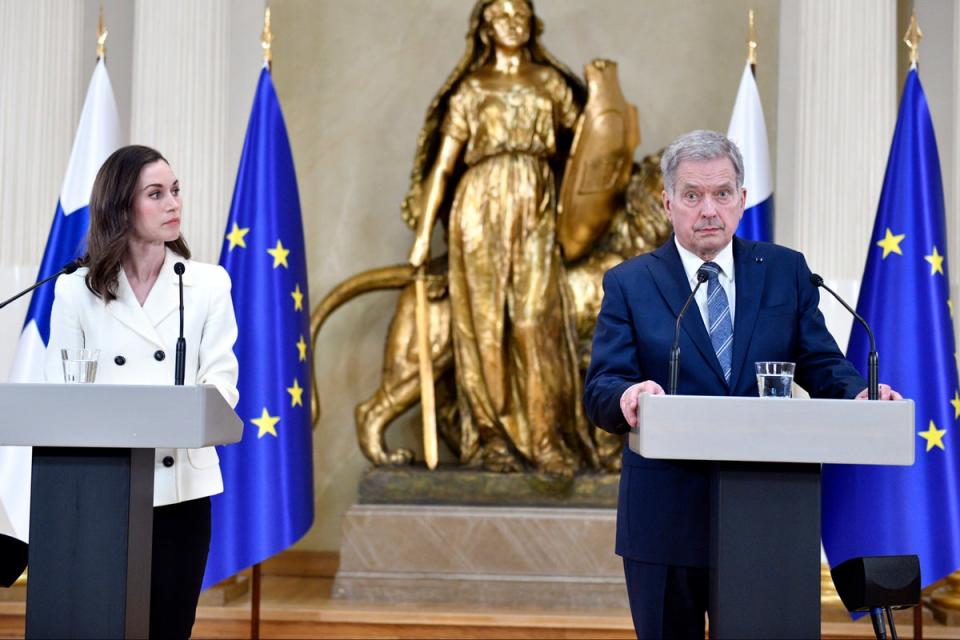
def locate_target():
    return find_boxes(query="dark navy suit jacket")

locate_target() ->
[583,236,866,568]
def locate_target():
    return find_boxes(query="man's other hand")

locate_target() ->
[620,381,666,428]
[855,383,903,400]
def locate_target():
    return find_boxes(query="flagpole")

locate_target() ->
[897,9,960,636]
[901,15,929,640]
[248,9,271,640]
[96,3,107,62]
[746,9,757,77]
[97,2,108,62]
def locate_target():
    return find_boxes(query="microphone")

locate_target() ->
[809,273,879,400]
[174,262,186,386]
[0,260,81,310]
[669,267,710,395]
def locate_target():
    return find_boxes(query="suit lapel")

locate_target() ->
[648,239,727,386]
[730,237,765,390]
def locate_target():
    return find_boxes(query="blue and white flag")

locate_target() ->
[0,58,121,543]
[203,66,314,589]
[822,67,960,592]
[727,61,774,242]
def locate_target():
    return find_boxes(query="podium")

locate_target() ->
[0,383,242,639]
[630,395,914,639]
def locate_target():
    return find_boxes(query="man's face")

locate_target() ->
[662,156,746,261]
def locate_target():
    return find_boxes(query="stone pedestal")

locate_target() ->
[333,468,626,608]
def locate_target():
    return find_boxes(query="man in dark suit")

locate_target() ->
[582,130,901,639]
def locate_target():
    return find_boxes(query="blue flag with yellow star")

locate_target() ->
[202,66,314,589]
[822,67,960,590]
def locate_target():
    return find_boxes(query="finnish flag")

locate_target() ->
[1,58,121,544]
[727,61,774,243]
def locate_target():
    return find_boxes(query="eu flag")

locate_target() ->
[202,66,314,588]
[822,68,960,589]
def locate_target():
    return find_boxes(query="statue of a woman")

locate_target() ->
[406,0,596,474]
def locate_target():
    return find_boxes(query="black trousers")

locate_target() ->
[150,497,211,640]
[623,557,708,640]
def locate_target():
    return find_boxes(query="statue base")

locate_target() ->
[333,467,626,609]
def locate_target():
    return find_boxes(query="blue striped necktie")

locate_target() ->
[700,262,733,382]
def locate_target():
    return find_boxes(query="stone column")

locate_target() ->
[129,0,264,263]
[0,0,86,373]
[776,0,897,350]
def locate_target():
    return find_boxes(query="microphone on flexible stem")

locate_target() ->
[669,267,710,395]
[0,260,80,311]
[174,262,186,386]
[809,273,879,400]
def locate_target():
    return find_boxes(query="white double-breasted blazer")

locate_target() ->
[44,248,239,507]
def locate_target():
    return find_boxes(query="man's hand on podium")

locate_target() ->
[855,383,903,401]
[620,381,665,428]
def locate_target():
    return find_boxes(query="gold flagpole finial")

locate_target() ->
[746,9,758,67]
[261,6,273,70]
[904,9,923,66]
[96,3,107,61]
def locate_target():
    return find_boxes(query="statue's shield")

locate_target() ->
[558,60,640,261]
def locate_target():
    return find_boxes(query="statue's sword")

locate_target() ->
[414,268,439,469]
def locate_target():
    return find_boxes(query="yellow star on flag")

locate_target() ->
[876,228,906,259]
[287,378,304,407]
[225,222,250,251]
[951,391,960,420]
[918,420,946,452]
[925,246,945,275]
[251,407,280,438]
[291,283,304,311]
[267,239,290,268]
[296,335,307,362]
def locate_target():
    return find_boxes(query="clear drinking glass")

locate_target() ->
[61,348,99,383]
[755,361,795,398]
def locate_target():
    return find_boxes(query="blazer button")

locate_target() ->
[154,350,166,362]
[114,355,126,366]
[162,456,174,468]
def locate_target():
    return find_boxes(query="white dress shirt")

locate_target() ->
[674,237,736,328]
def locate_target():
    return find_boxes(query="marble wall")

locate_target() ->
[270,0,779,552]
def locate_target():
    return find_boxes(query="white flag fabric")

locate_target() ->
[1,58,122,542]
[727,61,774,241]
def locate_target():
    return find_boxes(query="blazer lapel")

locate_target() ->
[730,237,765,390]
[107,268,167,349]
[648,239,727,386]
[142,249,190,330]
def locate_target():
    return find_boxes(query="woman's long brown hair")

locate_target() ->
[83,145,191,301]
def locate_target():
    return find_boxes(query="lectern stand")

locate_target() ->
[0,383,242,639]
[630,395,914,639]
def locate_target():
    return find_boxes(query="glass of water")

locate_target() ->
[755,361,795,398]
[61,348,100,383]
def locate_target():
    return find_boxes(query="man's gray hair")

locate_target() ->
[660,130,744,195]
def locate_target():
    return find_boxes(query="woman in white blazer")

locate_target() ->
[44,145,239,639]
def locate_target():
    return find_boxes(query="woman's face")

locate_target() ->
[130,160,182,245]
[485,0,532,50]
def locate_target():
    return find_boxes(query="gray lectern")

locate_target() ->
[0,383,242,639]
[629,395,914,640]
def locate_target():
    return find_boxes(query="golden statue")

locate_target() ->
[310,0,671,474]
[406,0,591,474]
